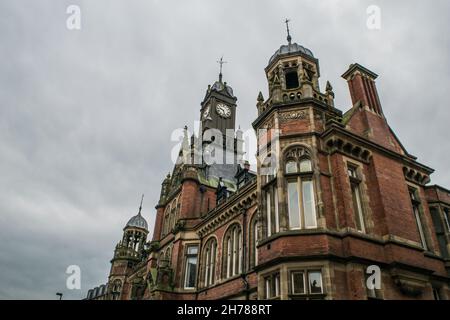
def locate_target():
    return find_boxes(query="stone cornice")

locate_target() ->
[252,98,342,129]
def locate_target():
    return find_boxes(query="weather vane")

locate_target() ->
[285,18,292,44]
[217,56,227,82]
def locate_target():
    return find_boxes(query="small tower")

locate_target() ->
[108,195,149,300]
[200,56,238,137]
[253,19,342,242]
[199,58,241,183]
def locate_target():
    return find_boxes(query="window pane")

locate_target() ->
[265,278,271,299]
[274,274,280,297]
[302,180,317,228]
[266,193,272,237]
[352,184,365,232]
[288,181,301,229]
[227,238,232,278]
[308,271,323,294]
[414,207,427,250]
[299,159,312,172]
[205,249,210,286]
[274,188,279,233]
[210,243,216,284]
[444,209,450,232]
[254,222,258,265]
[187,246,198,255]
[185,256,197,288]
[348,166,357,178]
[233,229,238,275]
[291,272,305,294]
[238,230,242,273]
[285,161,297,174]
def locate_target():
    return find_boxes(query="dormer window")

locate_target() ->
[285,70,299,89]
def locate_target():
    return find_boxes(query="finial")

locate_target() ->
[138,194,144,216]
[326,81,335,98]
[285,18,292,44]
[217,56,227,82]
[326,81,333,92]
[257,91,264,102]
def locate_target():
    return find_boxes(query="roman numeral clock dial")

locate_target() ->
[215,103,231,118]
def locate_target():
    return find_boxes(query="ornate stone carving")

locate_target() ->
[279,110,308,122]
[285,146,311,160]
[262,119,273,129]
[171,219,186,234]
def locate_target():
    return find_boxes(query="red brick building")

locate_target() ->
[87,35,450,300]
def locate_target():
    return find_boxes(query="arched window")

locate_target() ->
[162,204,171,237]
[284,147,317,230]
[249,213,259,269]
[223,224,242,279]
[111,279,122,300]
[202,238,217,287]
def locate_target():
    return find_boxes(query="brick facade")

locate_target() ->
[86,40,450,301]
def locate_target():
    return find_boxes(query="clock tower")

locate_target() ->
[200,58,237,136]
[197,59,242,185]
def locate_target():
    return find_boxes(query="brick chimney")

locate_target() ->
[342,63,383,116]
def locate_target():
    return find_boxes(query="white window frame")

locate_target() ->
[183,246,198,289]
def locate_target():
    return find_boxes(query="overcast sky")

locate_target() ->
[0,0,449,299]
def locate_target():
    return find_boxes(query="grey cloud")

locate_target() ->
[0,0,449,299]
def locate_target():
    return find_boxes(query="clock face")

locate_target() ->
[216,103,231,118]
[203,106,210,119]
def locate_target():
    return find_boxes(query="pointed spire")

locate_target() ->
[285,18,292,44]
[183,125,189,144]
[257,91,264,102]
[138,194,144,216]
